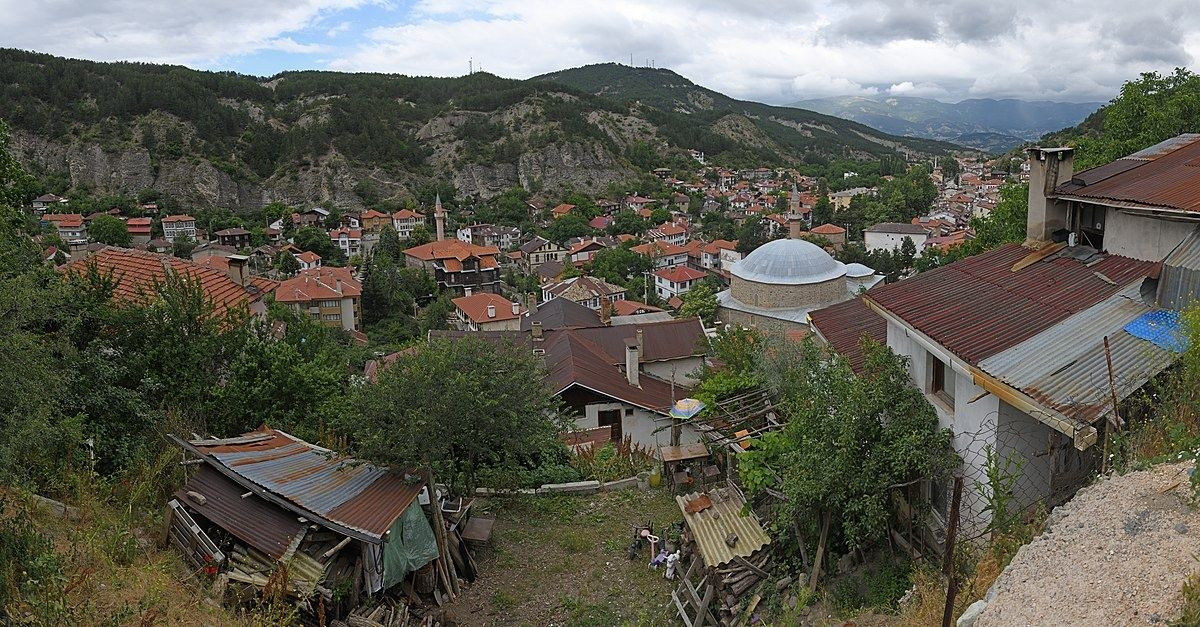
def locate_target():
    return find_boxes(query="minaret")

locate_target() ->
[434,193,446,241]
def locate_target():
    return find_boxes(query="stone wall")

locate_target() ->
[716,307,807,335]
[730,275,844,309]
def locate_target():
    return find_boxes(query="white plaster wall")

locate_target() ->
[339,297,355,332]
[995,400,1054,513]
[1104,210,1196,261]
[643,356,705,387]
[576,402,700,450]
[865,232,927,255]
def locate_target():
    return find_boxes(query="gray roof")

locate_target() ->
[844,262,876,278]
[978,282,1176,426]
[729,238,846,285]
[1159,226,1200,310]
[865,222,927,235]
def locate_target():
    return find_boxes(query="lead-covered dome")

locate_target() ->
[730,238,846,285]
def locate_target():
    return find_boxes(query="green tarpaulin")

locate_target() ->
[381,502,440,590]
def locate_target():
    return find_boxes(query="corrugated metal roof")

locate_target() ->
[866,244,1155,365]
[978,283,1176,425]
[177,465,306,560]
[808,297,888,374]
[1159,226,1200,310]
[1054,134,1200,212]
[192,429,423,541]
[676,487,770,568]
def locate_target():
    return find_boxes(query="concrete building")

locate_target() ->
[654,265,706,301]
[162,215,197,242]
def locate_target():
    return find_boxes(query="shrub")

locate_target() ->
[571,437,656,483]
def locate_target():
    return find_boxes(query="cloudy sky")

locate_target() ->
[1,0,1195,104]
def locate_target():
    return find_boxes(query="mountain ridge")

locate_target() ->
[790,94,1102,152]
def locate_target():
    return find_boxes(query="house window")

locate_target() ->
[320,300,339,308]
[928,351,955,408]
[322,313,341,321]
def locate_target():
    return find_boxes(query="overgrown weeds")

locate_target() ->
[570,436,656,483]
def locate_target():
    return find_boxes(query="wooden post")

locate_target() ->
[422,467,458,599]
[1101,336,1122,474]
[807,511,831,593]
[941,476,964,627]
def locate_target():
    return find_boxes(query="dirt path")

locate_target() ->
[977,461,1199,626]
[443,489,683,626]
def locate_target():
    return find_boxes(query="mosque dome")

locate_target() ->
[844,262,876,278]
[730,238,846,285]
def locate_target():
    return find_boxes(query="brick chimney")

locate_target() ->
[226,254,249,286]
[1026,147,1074,245]
[527,292,538,315]
[531,320,543,342]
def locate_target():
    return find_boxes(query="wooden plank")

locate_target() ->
[732,555,768,579]
[189,433,274,447]
[672,590,696,627]
[1010,241,1066,273]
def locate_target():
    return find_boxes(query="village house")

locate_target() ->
[829,186,875,210]
[567,238,608,267]
[390,209,426,239]
[654,265,706,302]
[645,223,688,247]
[44,212,87,242]
[292,207,330,228]
[127,217,152,245]
[811,137,1200,533]
[631,240,689,269]
[864,222,929,255]
[274,266,363,332]
[329,227,362,258]
[517,236,568,273]
[162,214,197,242]
[214,227,251,249]
[62,248,277,318]
[403,239,501,295]
[452,292,526,332]
[295,250,322,270]
[542,276,626,311]
[624,195,655,212]
[30,193,67,216]
[456,223,521,250]
[359,209,392,232]
[550,203,576,219]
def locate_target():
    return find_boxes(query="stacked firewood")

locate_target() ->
[716,550,771,624]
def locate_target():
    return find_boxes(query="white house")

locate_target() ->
[329,228,362,257]
[654,265,706,301]
[864,222,929,255]
[162,214,197,242]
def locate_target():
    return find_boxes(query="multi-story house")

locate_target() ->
[452,292,526,332]
[162,214,197,242]
[329,228,362,257]
[631,240,689,269]
[215,227,252,249]
[542,276,626,311]
[274,266,362,332]
[654,265,706,302]
[457,224,522,250]
[391,210,426,240]
[403,239,501,294]
[43,213,87,242]
[361,209,393,232]
[645,223,687,247]
[127,217,152,245]
[518,236,568,273]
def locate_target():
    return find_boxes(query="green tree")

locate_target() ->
[736,214,771,255]
[377,224,403,260]
[276,250,300,275]
[739,337,954,556]
[294,226,346,264]
[1075,68,1200,170]
[88,214,131,247]
[171,234,196,259]
[589,245,652,287]
[348,337,569,493]
[607,210,649,236]
[678,283,718,324]
[405,225,431,248]
[545,213,593,243]
[649,207,671,224]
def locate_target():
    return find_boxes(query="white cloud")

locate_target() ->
[1,0,1198,103]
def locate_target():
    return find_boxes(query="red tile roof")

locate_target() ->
[62,247,276,316]
[551,203,576,216]
[808,297,887,374]
[391,209,425,220]
[275,266,361,303]
[162,214,195,223]
[404,239,498,262]
[864,244,1155,365]
[612,300,663,316]
[295,251,321,264]
[810,223,846,235]
[43,213,84,223]
[453,292,524,323]
[654,266,707,282]
[631,241,688,257]
[329,227,362,239]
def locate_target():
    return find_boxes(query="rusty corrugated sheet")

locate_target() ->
[1054,134,1200,212]
[865,244,1155,365]
[195,429,423,541]
[176,465,306,559]
[978,283,1176,425]
[676,487,770,568]
[808,297,887,374]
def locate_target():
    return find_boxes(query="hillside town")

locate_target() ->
[5,14,1200,627]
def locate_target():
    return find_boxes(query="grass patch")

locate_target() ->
[490,589,517,611]
[559,530,591,554]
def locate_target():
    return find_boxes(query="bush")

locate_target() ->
[571,437,656,483]
[0,501,71,623]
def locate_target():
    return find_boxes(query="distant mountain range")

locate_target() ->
[790,95,1103,152]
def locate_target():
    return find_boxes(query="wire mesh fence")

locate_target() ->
[934,412,1101,543]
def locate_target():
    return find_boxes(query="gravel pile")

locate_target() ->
[977,462,1199,626]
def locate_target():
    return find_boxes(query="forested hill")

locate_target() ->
[534,63,959,156]
[0,50,952,211]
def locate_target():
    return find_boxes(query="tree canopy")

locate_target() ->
[88,214,131,247]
